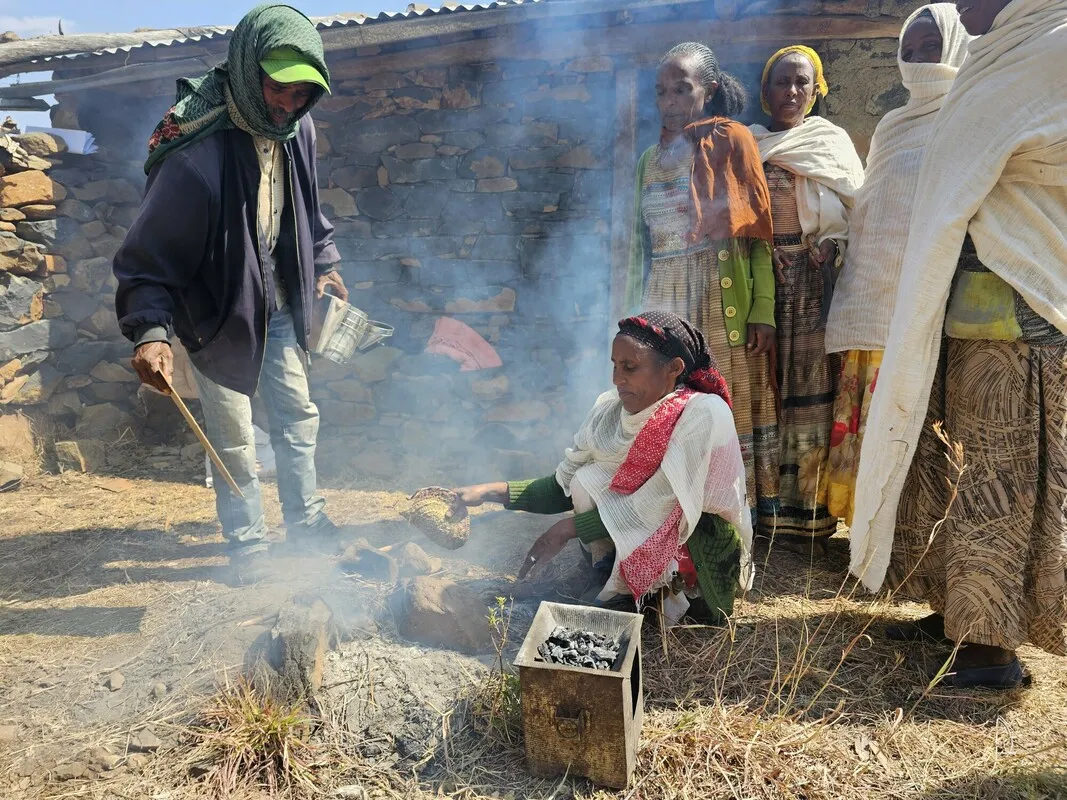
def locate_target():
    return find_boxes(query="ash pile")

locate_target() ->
[536,626,622,670]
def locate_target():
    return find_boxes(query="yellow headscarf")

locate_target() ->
[760,45,828,116]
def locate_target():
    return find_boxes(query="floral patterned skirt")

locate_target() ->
[827,349,882,526]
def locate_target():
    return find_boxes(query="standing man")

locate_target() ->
[114,4,349,579]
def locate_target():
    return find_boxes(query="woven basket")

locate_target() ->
[402,487,470,551]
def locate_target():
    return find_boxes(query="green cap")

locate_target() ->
[260,47,330,94]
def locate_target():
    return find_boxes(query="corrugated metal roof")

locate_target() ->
[28,1,545,66]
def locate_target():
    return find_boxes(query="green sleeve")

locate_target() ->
[573,509,611,544]
[625,147,655,313]
[505,477,611,543]
[748,239,776,328]
[687,513,743,623]
[505,477,574,515]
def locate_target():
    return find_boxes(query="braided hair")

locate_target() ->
[617,311,732,408]
[661,42,746,118]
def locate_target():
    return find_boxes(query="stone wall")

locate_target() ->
[0,130,144,457]
[305,57,616,483]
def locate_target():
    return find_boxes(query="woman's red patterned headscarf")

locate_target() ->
[616,311,731,408]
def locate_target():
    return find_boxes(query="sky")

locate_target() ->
[0,0,389,128]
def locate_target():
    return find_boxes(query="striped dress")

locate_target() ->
[640,145,780,528]
[764,164,839,539]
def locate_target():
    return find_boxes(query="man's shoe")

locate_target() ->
[288,514,344,555]
[229,542,273,584]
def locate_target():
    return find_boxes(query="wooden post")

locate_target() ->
[609,68,638,326]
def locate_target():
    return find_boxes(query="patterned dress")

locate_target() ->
[640,145,780,528]
[887,242,1067,655]
[764,164,839,539]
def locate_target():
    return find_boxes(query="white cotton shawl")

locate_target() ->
[850,0,1067,592]
[749,116,865,251]
[825,4,972,354]
[555,389,754,601]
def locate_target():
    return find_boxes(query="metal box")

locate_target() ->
[514,601,644,789]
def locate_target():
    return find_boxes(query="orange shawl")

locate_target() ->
[677,117,774,245]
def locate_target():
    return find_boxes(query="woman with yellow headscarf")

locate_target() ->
[749,45,864,555]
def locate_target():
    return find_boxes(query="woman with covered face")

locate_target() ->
[626,42,780,538]
[823,5,971,526]
[750,46,864,553]
[453,311,753,625]
[851,0,1067,689]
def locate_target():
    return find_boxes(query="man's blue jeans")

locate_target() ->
[191,305,326,544]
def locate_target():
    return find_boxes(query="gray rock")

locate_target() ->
[515,170,575,193]
[0,724,18,743]
[416,107,508,134]
[89,361,137,383]
[72,179,142,205]
[75,403,136,440]
[380,155,457,184]
[3,363,61,405]
[441,130,486,150]
[16,217,80,247]
[54,441,87,473]
[372,219,438,238]
[0,319,75,361]
[129,728,161,752]
[342,115,421,154]
[53,291,98,324]
[106,671,124,691]
[57,199,97,223]
[69,257,112,294]
[400,184,452,219]
[53,762,88,782]
[54,341,126,374]
[355,188,404,221]
[392,142,437,160]
[500,191,561,218]
[458,149,508,180]
[0,274,42,332]
[85,747,120,772]
[440,193,502,224]
[469,235,520,262]
[0,232,44,276]
[48,168,89,187]
[330,165,378,190]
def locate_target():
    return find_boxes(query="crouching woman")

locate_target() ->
[453,311,753,624]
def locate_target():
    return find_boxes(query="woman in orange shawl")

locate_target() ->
[627,42,780,534]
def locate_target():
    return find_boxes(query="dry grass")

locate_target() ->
[181,676,317,799]
[1,455,1065,800]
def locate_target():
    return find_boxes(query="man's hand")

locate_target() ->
[131,342,174,394]
[316,269,348,302]
[746,323,776,356]
[518,518,577,581]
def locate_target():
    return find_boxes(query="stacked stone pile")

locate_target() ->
[0,129,143,451]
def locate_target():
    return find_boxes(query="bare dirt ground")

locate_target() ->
[0,455,1065,800]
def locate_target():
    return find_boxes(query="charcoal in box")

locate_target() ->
[514,601,643,790]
